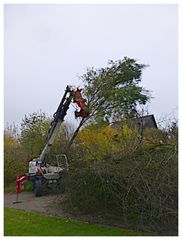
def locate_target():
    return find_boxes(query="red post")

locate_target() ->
[13,176,22,204]
[13,175,29,204]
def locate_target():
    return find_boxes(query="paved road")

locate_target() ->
[4,192,62,216]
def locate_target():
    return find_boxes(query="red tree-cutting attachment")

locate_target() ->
[73,88,89,118]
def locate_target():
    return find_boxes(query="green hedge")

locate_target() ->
[66,144,178,235]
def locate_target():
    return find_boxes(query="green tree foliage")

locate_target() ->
[82,57,150,123]
[67,57,150,151]
[20,111,71,163]
[20,112,51,159]
[4,124,27,185]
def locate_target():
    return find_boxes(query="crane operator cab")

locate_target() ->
[28,154,68,196]
[28,154,68,177]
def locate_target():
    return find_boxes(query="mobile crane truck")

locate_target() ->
[14,85,89,200]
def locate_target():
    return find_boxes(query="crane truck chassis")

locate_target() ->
[15,85,89,197]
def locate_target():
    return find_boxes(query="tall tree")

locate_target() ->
[82,57,150,123]
[67,57,150,151]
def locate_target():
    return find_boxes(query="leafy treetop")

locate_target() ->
[81,57,150,123]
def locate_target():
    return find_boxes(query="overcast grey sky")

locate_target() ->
[4,4,178,128]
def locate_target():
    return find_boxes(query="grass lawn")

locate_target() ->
[4,208,154,236]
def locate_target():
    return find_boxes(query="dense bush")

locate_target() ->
[4,131,27,185]
[66,126,178,235]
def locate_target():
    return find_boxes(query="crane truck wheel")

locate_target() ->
[34,179,43,197]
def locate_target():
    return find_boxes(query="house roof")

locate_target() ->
[111,114,158,130]
[135,114,158,129]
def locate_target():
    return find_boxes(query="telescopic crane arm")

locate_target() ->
[39,85,89,164]
[39,86,73,163]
